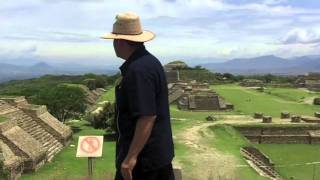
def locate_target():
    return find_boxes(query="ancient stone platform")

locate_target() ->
[0,97,72,179]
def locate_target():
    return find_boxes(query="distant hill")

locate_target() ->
[200,55,320,75]
[0,62,118,83]
[0,74,119,100]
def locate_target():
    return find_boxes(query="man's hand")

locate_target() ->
[121,156,137,180]
[120,115,156,180]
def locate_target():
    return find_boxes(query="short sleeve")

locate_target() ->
[126,68,156,117]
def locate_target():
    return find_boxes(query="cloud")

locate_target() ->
[1,30,99,43]
[281,28,320,44]
[0,43,38,59]
[1,0,320,64]
[263,0,287,5]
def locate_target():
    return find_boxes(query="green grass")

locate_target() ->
[208,124,268,180]
[264,87,320,103]
[257,144,320,180]
[0,115,7,123]
[213,84,320,117]
[21,120,116,180]
[97,87,115,106]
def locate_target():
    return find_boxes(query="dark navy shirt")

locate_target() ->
[115,46,174,171]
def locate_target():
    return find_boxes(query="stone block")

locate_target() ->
[262,116,272,123]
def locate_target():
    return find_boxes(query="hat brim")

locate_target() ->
[101,30,155,42]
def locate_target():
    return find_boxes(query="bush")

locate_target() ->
[86,102,115,132]
[0,160,10,179]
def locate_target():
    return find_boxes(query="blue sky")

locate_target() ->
[1,0,320,66]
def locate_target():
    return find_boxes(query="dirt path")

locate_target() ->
[173,121,238,180]
[304,96,316,105]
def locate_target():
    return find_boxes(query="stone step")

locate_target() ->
[29,127,45,136]
[19,120,38,129]
[241,149,280,179]
[0,107,15,113]
[47,144,63,156]
[47,145,63,161]
[33,130,50,141]
[48,142,62,152]
[17,117,35,125]
[42,137,57,147]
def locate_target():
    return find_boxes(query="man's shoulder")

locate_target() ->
[129,53,163,72]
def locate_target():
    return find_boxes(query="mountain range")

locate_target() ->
[1,54,320,83]
[200,55,320,75]
[0,62,118,83]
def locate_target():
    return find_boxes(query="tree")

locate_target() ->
[83,79,97,90]
[35,84,87,122]
[86,102,115,133]
[264,74,274,83]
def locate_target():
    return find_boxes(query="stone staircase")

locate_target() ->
[15,110,63,161]
[188,95,196,109]
[241,147,281,180]
[169,89,184,104]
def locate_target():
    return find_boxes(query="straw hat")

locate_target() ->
[101,12,155,42]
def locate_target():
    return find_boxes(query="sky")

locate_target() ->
[1,0,320,67]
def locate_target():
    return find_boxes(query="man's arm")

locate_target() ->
[121,115,156,180]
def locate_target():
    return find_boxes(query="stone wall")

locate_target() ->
[192,95,221,110]
[166,71,179,83]
[235,126,320,144]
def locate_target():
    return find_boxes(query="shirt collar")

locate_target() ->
[119,45,149,76]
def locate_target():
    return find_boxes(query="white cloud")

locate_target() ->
[281,28,320,44]
[263,0,287,5]
[1,0,320,64]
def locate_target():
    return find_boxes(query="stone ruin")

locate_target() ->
[164,61,188,84]
[262,116,272,123]
[168,82,234,111]
[235,126,320,144]
[0,97,72,179]
[240,79,265,87]
[291,115,301,123]
[76,85,106,112]
[254,112,264,119]
[295,72,320,91]
[241,147,281,180]
[280,112,290,119]
[301,116,320,123]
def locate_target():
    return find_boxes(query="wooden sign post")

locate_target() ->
[76,136,104,180]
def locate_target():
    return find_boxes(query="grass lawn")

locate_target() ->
[212,84,320,117]
[97,87,115,106]
[257,144,320,180]
[21,120,116,180]
[208,124,268,180]
[264,87,320,103]
[0,115,7,123]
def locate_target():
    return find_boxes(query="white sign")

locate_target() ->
[76,136,103,157]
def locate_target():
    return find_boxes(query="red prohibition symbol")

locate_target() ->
[80,137,100,154]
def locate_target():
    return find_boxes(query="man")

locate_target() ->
[101,12,175,180]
